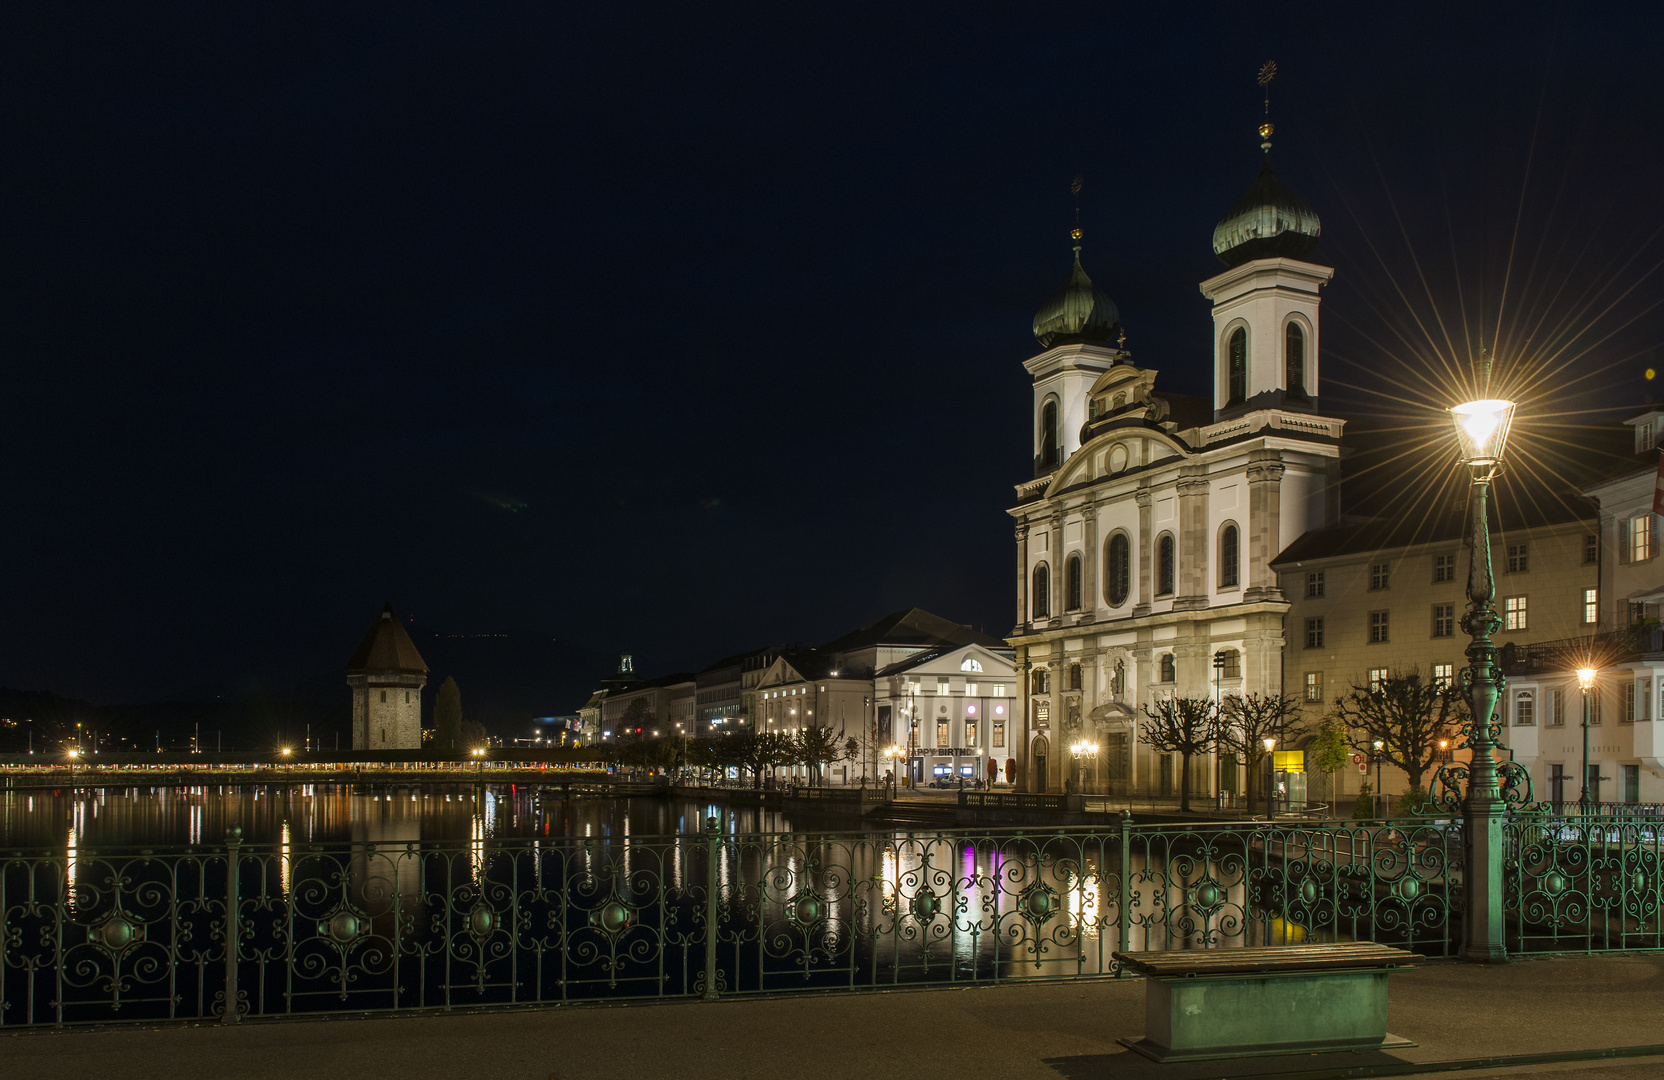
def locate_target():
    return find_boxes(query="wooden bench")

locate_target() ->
[1110,943,1422,1062]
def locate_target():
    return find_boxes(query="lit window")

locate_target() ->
[1304,672,1323,703]
[1433,553,1456,582]
[1503,595,1527,631]
[966,683,978,697]
[1305,617,1324,649]
[936,677,949,695]
[1369,610,1389,643]
[1585,588,1599,624]
[965,721,977,745]
[1514,690,1534,726]
[1368,668,1389,693]
[992,684,1005,698]
[1370,563,1390,590]
[1506,544,1528,573]
[993,721,1006,747]
[1433,664,1454,689]
[1306,572,1325,598]
[1433,604,1455,638]
[937,721,949,745]
[1630,516,1653,562]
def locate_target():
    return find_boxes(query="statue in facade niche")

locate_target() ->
[1112,658,1126,701]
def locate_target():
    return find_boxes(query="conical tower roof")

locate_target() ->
[347,604,429,676]
[1032,247,1121,349]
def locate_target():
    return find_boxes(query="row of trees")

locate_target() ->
[612,724,861,788]
[1140,670,1464,813]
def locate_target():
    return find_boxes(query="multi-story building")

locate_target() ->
[1008,132,1340,796]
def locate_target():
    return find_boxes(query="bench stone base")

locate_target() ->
[1117,969,1417,1063]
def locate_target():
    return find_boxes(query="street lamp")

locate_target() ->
[1371,739,1384,817]
[1212,651,1227,811]
[1263,736,1277,818]
[1450,393,1517,962]
[884,744,905,799]
[1578,666,1597,809]
[1069,740,1098,795]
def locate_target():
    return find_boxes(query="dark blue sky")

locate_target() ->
[2,3,1661,706]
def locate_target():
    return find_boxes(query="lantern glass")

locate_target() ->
[1577,667,1597,690]
[1450,399,1516,464]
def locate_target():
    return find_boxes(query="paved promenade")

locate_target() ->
[6,954,1663,1080]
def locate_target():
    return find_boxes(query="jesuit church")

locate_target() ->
[1009,117,1340,796]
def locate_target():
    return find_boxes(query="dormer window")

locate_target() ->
[1639,420,1657,454]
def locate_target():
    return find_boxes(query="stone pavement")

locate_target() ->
[6,953,1664,1080]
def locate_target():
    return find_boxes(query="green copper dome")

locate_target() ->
[1032,249,1121,349]
[1212,156,1321,267]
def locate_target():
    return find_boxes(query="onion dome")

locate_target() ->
[1032,237,1122,349]
[1211,156,1321,267]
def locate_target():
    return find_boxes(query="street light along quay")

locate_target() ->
[1263,735,1276,819]
[1578,666,1596,808]
[1069,740,1098,795]
[1450,393,1517,963]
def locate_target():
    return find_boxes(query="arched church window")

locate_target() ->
[1159,654,1176,683]
[1032,563,1050,619]
[1105,532,1131,606]
[1228,328,1247,404]
[1286,322,1306,398]
[1065,554,1082,611]
[1040,400,1060,470]
[1157,534,1175,596]
[1220,523,1240,588]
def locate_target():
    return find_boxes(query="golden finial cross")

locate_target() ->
[1257,61,1277,148]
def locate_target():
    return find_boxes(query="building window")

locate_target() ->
[1157,534,1176,596]
[1306,571,1325,598]
[1433,604,1455,638]
[1506,544,1529,573]
[1645,678,1654,722]
[1503,595,1527,631]
[966,682,978,696]
[993,721,1005,747]
[1515,691,1535,726]
[1434,553,1456,582]
[379,690,387,703]
[1068,663,1083,691]
[1106,533,1131,606]
[1368,668,1388,693]
[1065,554,1082,611]
[1304,671,1323,703]
[1622,681,1637,723]
[1227,327,1247,404]
[1433,663,1454,688]
[937,721,949,745]
[1589,688,1603,726]
[1305,617,1324,649]
[1040,399,1060,471]
[1585,533,1599,564]
[1584,588,1599,625]
[1030,669,1049,694]
[965,720,977,745]
[1219,649,1241,679]
[1285,322,1306,397]
[1369,563,1390,590]
[1220,523,1240,588]
[936,677,949,695]
[1159,654,1176,682]
[1628,515,1653,562]
[1549,689,1564,727]
[993,684,1005,697]
[1369,610,1390,643]
[1032,563,1050,619]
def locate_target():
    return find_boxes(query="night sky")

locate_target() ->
[2,4,1661,708]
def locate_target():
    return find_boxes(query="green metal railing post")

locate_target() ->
[1119,810,1131,956]
[222,826,242,1024]
[702,814,720,1001]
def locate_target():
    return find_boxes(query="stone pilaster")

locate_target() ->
[1081,497,1098,621]
[1015,522,1030,628]
[1244,451,1287,603]
[1134,489,1153,617]
[1173,471,1211,611]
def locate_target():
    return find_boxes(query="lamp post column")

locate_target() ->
[1460,465,1507,961]
[1579,678,1592,810]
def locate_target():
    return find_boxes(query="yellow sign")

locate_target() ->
[1273,750,1305,772]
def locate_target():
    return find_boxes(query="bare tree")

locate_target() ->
[792,724,843,786]
[1219,692,1309,811]
[1330,670,1462,795]
[1139,695,1219,812]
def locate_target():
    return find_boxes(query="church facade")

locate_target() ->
[1008,138,1342,797]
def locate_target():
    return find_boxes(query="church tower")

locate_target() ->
[1200,66,1331,420]
[347,604,428,751]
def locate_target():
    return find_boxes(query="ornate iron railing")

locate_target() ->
[9,809,1623,1029]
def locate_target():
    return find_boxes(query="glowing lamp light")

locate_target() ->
[1372,739,1385,752]
[994,705,1005,716]
[1262,737,1276,753]
[1578,667,1597,691]
[67,749,80,759]
[966,705,977,715]
[1450,398,1517,465]
[280,747,292,756]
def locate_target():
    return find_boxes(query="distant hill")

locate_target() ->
[408,628,613,732]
